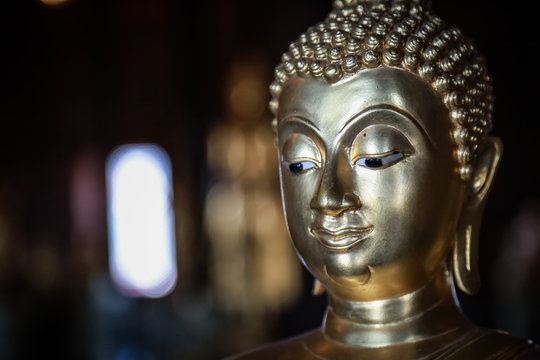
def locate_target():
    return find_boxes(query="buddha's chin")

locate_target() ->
[324,264,372,288]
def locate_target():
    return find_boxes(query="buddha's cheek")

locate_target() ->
[279,166,318,244]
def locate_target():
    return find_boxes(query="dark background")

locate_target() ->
[0,0,538,359]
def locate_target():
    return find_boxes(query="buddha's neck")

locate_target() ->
[323,269,473,348]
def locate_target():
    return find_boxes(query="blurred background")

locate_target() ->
[0,0,538,359]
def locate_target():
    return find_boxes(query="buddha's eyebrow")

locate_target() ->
[278,115,320,132]
[337,105,436,148]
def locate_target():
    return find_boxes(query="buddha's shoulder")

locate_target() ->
[443,329,540,359]
[224,329,323,360]
[224,328,540,360]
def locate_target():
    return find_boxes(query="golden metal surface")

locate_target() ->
[277,68,463,302]
[227,0,539,358]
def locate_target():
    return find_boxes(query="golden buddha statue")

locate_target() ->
[227,0,540,358]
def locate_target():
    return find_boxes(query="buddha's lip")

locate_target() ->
[310,225,373,251]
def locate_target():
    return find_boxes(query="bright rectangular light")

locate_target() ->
[106,143,177,298]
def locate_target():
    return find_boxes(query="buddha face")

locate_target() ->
[277,67,467,302]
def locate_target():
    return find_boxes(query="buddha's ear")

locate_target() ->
[453,137,503,295]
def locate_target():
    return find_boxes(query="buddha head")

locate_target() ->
[270,0,501,302]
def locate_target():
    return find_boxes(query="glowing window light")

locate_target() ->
[39,0,71,7]
[106,143,177,298]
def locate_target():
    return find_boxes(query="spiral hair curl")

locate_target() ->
[270,0,493,180]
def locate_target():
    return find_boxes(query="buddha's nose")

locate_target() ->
[310,154,361,216]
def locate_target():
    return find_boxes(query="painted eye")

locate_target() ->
[285,160,317,173]
[354,151,404,169]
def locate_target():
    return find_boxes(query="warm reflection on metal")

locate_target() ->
[227,0,540,358]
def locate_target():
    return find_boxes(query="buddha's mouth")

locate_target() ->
[311,226,373,251]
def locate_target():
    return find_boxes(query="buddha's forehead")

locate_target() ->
[278,67,451,146]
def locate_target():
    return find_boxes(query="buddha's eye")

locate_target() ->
[354,151,404,169]
[284,160,318,174]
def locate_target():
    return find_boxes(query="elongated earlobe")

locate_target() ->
[454,137,503,295]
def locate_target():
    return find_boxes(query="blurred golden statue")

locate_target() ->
[205,59,302,348]
[227,0,540,358]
